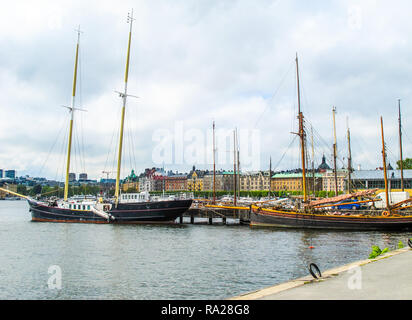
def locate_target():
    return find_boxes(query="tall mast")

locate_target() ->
[64,27,81,201]
[237,128,240,199]
[398,99,404,191]
[213,121,216,203]
[115,10,135,205]
[269,156,272,198]
[332,107,339,197]
[311,125,315,195]
[233,130,237,206]
[296,54,307,202]
[346,117,353,194]
[381,117,390,212]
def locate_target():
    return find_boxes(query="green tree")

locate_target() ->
[30,184,42,196]
[17,185,27,195]
[397,158,412,169]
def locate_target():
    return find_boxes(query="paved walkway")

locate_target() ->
[231,248,412,300]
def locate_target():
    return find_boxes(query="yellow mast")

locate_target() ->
[380,116,390,212]
[296,54,307,203]
[213,121,216,204]
[398,99,404,191]
[64,28,81,201]
[346,117,353,194]
[115,11,135,205]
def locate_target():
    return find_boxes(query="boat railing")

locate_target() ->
[152,192,194,201]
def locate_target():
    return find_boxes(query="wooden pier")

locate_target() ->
[178,206,251,225]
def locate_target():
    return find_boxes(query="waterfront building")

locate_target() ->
[222,171,237,191]
[0,169,3,179]
[138,168,166,192]
[122,181,139,192]
[100,178,116,185]
[79,173,88,181]
[139,176,155,192]
[318,154,331,172]
[69,173,76,182]
[0,184,17,198]
[202,172,224,191]
[153,175,167,192]
[322,170,347,193]
[240,171,270,191]
[271,172,323,192]
[352,169,412,191]
[187,170,204,192]
[164,175,187,191]
[5,170,16,179]
[122,169,139,192]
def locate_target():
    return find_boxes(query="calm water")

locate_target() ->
[0,200,410,300]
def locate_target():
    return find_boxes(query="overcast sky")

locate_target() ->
[1,0,412,181]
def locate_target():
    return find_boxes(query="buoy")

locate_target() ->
[309,246,315,249]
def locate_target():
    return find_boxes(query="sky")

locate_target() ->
[1,0,412,181]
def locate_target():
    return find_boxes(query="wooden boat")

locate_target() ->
[250,55,412,230]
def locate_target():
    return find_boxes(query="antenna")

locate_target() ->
[127,9,136,24]
[75,25,83,35]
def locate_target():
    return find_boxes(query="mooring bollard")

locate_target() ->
[222,216,227,225]
[190,214,194,224]
[208,213,213,225]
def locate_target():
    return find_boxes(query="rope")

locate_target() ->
[253,59,295,128]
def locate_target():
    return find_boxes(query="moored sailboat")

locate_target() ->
[250,55,412,230]
[2,12,191,224]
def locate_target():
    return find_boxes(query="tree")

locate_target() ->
[397,158,412,170]
[17,185,27,195]
[30,184,42,196]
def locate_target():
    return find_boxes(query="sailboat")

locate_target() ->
[250,55,412,230]
[1,13,192,224]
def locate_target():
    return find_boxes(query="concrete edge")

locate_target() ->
[229,247,411,300]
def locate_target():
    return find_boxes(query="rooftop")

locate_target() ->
[352,169,412,180]
[272,173,323,179]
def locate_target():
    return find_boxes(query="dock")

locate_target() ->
[230,247,412,300]
[178,207,251,225]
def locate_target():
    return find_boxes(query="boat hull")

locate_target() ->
[28,199,192,224]
[250,206,412,231]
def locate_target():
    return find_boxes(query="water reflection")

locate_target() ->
[0,201,411,299]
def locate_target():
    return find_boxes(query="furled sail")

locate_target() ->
[308,189,378,207]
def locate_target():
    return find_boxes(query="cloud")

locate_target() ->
[1,0,412,180]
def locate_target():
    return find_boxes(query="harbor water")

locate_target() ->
[0,200,410,300]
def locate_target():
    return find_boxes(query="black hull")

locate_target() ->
[250,207,412,231]
[28,199,192,224]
